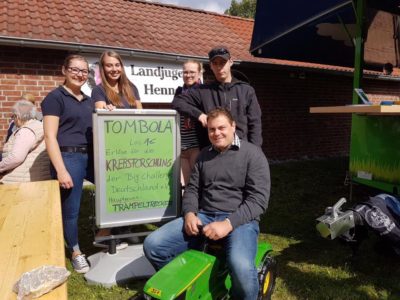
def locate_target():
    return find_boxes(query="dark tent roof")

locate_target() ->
[250,0,400,69]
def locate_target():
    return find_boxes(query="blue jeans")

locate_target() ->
[51,152,94,253]
[143,211,260,300]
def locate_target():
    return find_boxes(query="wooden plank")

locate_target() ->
[0,180,67,300]
[310,105,400,114]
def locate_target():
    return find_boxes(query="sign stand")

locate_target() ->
[84,109,180,286]
[85,244,155,287]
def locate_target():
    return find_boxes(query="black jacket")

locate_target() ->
[172,78,263,148]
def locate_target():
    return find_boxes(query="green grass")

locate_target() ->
[350,158,400,183]
[68,157,400,299]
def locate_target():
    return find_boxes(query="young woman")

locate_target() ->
[41,54,94,274]
[91,50,142,248]
[92,50,142,110]
[175,60,203,187]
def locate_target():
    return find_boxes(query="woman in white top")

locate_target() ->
[0,100,50,183]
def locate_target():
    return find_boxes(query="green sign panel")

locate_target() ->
[104,118,174,213]
[93,109,180,228]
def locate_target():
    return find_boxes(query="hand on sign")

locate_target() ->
[95,101,116,111]
[105,104,116,111]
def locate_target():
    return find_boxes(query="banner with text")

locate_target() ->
[82,55,185,103]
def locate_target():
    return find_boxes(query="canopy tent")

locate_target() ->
[250,0,400,195]
[250,0,400,70]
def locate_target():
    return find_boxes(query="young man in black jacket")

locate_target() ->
[172,46,263,148]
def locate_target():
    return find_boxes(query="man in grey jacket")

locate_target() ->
[144,108,270,300]
[172,46,263,148]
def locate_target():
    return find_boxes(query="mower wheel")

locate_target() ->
[257,255,277,300]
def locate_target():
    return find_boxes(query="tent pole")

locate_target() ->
[352,0,365,104]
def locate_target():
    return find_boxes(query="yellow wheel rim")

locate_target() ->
[262,271,271,295]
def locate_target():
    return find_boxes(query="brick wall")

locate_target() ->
[1,46,399,160]
[0,47,67,146]
[240,66,400,160]
[243,66,354,160]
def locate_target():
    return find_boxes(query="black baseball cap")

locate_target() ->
[208,46,231,61]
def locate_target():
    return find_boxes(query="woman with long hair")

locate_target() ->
[92,50,143,249]
[41,54,94,273]
[92,50,142,109]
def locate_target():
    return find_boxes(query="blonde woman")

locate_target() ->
[92,50,142,110]
[92,50,143,248]
[175,60,203,187]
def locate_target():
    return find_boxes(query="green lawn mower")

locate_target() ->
[136,239,276,300]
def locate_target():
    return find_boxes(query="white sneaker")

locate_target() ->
[92,240,128,251]
[116,241,128,250]
[72,254,90,273]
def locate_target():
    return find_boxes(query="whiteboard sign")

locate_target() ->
[93,109,181,227]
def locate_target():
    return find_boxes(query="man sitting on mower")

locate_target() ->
[144,107,271,300]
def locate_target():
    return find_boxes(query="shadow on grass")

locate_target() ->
[260,157,400,299]
[67,157,400,299]
[273,237,400,299]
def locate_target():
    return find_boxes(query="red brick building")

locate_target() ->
[0,0,399,160]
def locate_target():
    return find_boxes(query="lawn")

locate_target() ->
[68,157,400,299]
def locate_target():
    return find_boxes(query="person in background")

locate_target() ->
[87,62,101,90]
[41,54,94,274]
[91,50,143,249]
[172,46,263,148]
[21,93,43,121]
[92,50,142,110]
[144,108,270,300]
[5,93,42,143]
[0,100,50,183]
[383,63,393,76]
[176,60,203,188]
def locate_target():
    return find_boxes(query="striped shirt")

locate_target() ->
[180,115,199,150]
[176,84,200,151]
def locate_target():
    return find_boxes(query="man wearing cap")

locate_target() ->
[144,108,270,300]
[172,46,263,148]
